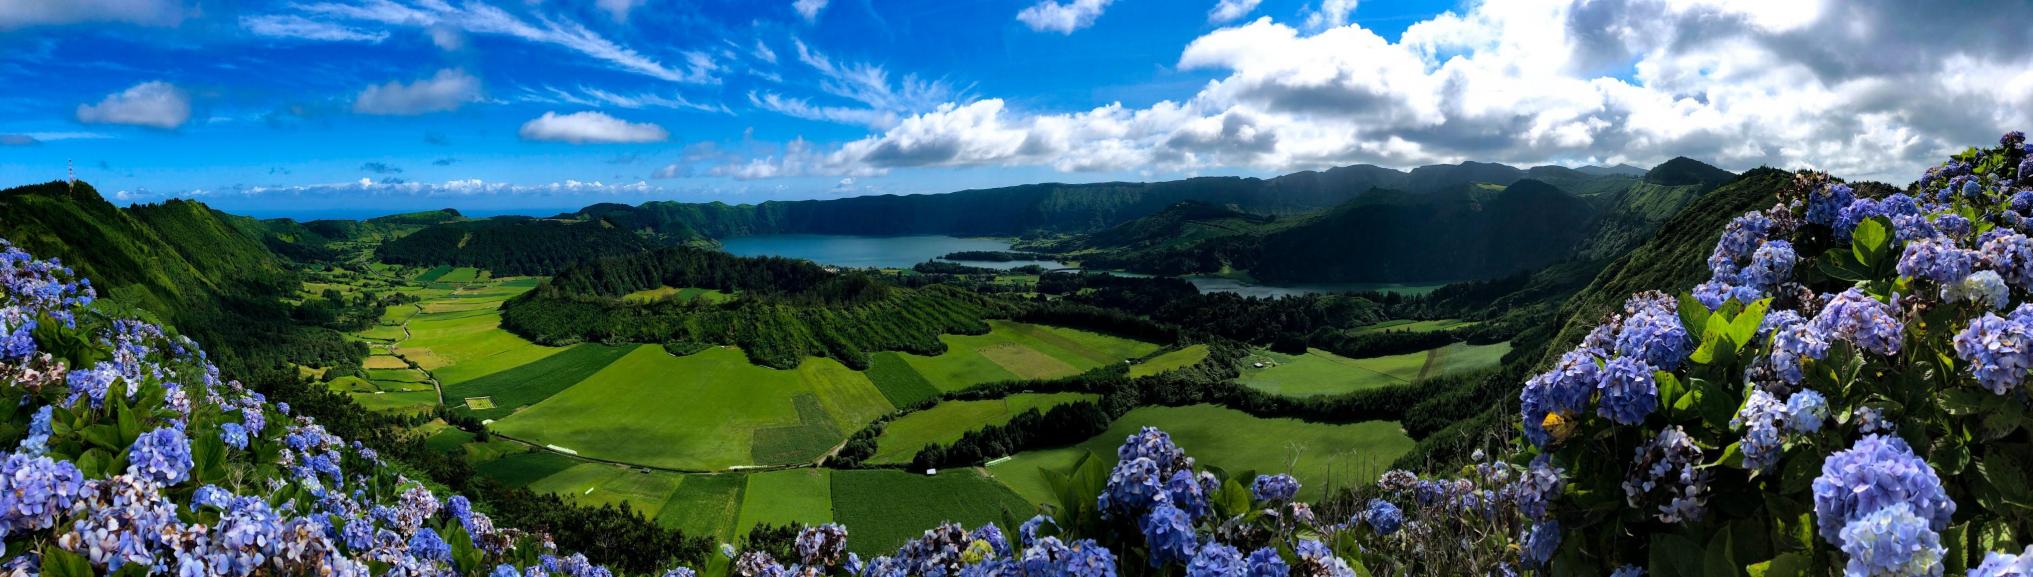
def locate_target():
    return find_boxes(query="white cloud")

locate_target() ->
[241,14,389,42]
[76,81,191,129]
[519,111,669,144]
[755,39,956,128]
[596,0,644,22]
[793,0,829,22]
[353,69,481,115]
[1208,0,1263,24]
[0,0,183,29]
[1017,0,1113,34]
[522,85,729,114]
[725,0,2033,184]
[293,0,717,84]
[752,39,778,64]
[428,25,465,51]
[1303,0,1357,30]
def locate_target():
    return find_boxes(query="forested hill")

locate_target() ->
[375,216,689,276]
[503,247,1015,369]
[556,161,1656,239]
[0,180,361,374]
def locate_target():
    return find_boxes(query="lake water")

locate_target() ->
[718,235,1066,270]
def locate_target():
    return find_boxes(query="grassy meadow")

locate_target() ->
[869,393,1098,464]
[1238,341,1511,397]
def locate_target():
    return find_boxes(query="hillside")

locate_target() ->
[375,217,661,276]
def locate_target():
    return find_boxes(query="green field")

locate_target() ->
[870,393,1097,464]
[1128,345,1209,378]
[491,346,895,470]
[474,451,581,487]
[622,286,731,304]
[989,405,1414,503]
[397,304,568,386]
[526,463,685,518]
[734,469,834,533]
[894,321,1159,392]
[865,352,941,408]
[831,469,1037,556]
[657,474,746,542]
[1349,318,1476,335]
[444,343,635,419]
[1238,341,1511,397]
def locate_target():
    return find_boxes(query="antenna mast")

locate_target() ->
[67,159,76,190]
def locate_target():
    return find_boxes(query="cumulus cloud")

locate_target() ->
[1208,0,1263,24]
[241,14,389,42]
[793,0,829,22]
[519,111,669,144]
[353,69,481,115]
[724,0,2033,184]
[428,25,465,51]
[1017,0,1112,34]
[0,0,184,29]
[1303,0,1357,30]
[76,81,191,129]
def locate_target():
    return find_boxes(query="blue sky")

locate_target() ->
[2,0,2030,217]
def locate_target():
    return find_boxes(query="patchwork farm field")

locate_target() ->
[894,321,1159,392]
[1348,318,1477,335]
[1237,341,1511,397]
[490,346,895,470]
[622,286,731,304]
[869,393,1098,464]
[444,343,635,419]
[1128,344,1209,378]
[830,469,1035,556]
[988,404,1414,503]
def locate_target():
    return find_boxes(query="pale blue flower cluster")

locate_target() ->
[1837,503,1945,577]
[1812,435,1955,550]
[1362,499,1402,536]
[1252,474,1299,502]
[1969,547,2033,577]
[1623,426,1708,524]
[1954,304,2033,394]
[1812,289,1904,356]
[126,426,193,486]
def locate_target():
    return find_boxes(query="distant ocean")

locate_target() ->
[226,207,579,221]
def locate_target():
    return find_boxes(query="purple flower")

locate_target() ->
[0,453,85,534]
[1514,457,1564,519]
[1838,503,1945,577]
[1116,427,1184,470]
[1740,240,1796,290]
[1596,357,1658,426]
[1969,547,2033,577]
[1982,232,2033,290]
[1615,295,1690,371]
[1806,183,1854,228]
[128,426,193,486]
[1250,474,1299,503]
[1186,543,1243,577]
[1520,520,1561,568]
[795,524,849,566]
[1166,470,1210,520]
[1954,304,2033,394]
[1520,349,1600,448]
[1898,237,1976,284]
[1731,389,1789,471]
[1812,435,1955,548]
[1362,499,1402,535]
[1610,566,1645,577]
[1098,457,1167,519]
[1624,426,1708,524]
[1811,289,1904,356]
[1138,503,1196,568]
[1243,548,1288,577]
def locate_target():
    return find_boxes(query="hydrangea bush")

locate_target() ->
[1512,133,2033,576]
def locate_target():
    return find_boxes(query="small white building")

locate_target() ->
[925,468,938,476]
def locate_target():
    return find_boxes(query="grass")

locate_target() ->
[397,305,569,386]
[622,286,731,304]
[415,265,454,283]
[735,469,833,533]
[1129,345,1209,378]
[989,405,1414,503]
[443,343,635,420]
[657,474,745,542]
[363,355,410,369]
[525,464,685,518]
[347,390,437,413]
[831,469,1037,556]
[473,451,581,487]
[896,321,1159,392]
[1236,341,1510,398]
[870,393,1098,464]
[490,346,895,470]
[1349,318,1476,335]
[436,267,486,284]
[865,352,941,408]
[424,427,475,454]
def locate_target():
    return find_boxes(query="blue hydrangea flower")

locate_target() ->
[1945,270,2011,309]
[1812,289,1904,356]
[1117,427,1184,469]
[1520,520,1561,568]
[1898,237,1977,284]
[1731,390,1789,471]
[63,362,122,409]
[1982,232,2033,290]
[1615,297,1690,371]
[1770,315,1829,384]
[1161,469,1209,520]
[1838,503,1945,577]
[1610,566,1645,577]
[1515,456,1564,519]
[1362,499,1402,535]
[1099,457,1167,519]
[1251,474,1298,502]
[410,527,453,562]
[0,453,85,534]
[1065,539,1118,577]
[1937,214,1974,240]
[19,405,52,456]
[1596,357,1658,426]
[1186,542,1242,577]
[127,426,193,486]
[1812,435,1955,548]
[1786,390,1829,433]
[1520,349,1601,448]
[218,422,249,450]
[1806,183,1854,227]
[1138,503,1196,568]
[1955,305,2033,394]
[1836,198,1887,240]
[1243,548,1288,577]
[495,565,524,577]
[1624,426,1708,524]
[1740,240,1796,290]
[1968,546,2033,577]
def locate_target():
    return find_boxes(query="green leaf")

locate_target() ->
[1940,390,1993,416]
[1679,293,1713,337]
[1746,553,1808,577]
[1943,523,1969,576]
[1657,372,1685,417]
[1649,534,1705,577]
[1704,529,1738,577]
[39,546,94,577]
[1726,299,1770,353]
[1852,217,1892,267]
